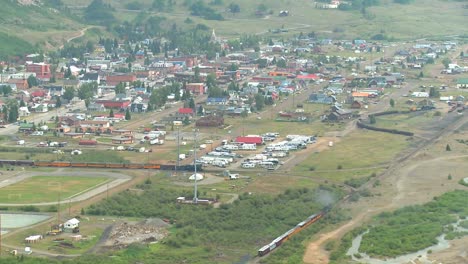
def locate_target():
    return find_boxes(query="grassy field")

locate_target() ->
[373,111,438,132]
[294,130,410,174]
[0,176,109,204]
[61,0,468,40]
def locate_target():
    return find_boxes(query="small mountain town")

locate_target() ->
[0,1,467,264]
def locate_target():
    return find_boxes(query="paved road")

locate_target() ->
[0,170,131,206]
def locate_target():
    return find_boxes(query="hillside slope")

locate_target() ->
[0,0,85,58]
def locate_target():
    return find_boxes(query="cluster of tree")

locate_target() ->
[149,82,191,108]
[338,0,380,10]
[1,100,19,123]
[152,0,175,12]
[189,1,224,20]
[0,85,13,97]
[77,82,98,100]
[86,186,338,262]
[330,190,468,262]
[84,0,116,25]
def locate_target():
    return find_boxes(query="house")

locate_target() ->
[186,83,205,95]
[87,102,106,112]
[64,218,80,230]
[31,103,48,113]
[196,115,224,127]
[8,78,28,90]
[95,99,131,109]
[19,106,30,117]
[411,92,429,98]
[456,78,468,89]
[327,106,353,122]
[112,129,133,136]
[309,93,335,104]
[80,72,100,85]
[78,120,112,133]
[178,108,194,116]
[18,122,35,132]
[351,92,369,102]
[351,101,363,109]
[111,136,134,144]
[207,97,228,105]
[106,74,137,86]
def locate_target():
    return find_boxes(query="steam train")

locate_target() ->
[258,211,324,257]
[0,160,201,171]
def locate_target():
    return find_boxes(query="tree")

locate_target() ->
[125,108,131,120]
[20,100,26,107]
[109,109,114,117]
[389,98,395,108]
[255,94,265,111]
[228,3,240,14]
[429,87,440,98]
[446,144,451,151]
[276,59,287,68]
[194,66,201,82]
[56,97,62,108]
[78,82,97,100]
[369,115,376,124]
[197,105,204,115]
[27,75,38,88]
[7,104,18,123]
[189,98,195,109]
[441,58,451,69]
[85,98,91,109]
[63,87,75,101]
[115,82,126,94]
[228,81,239,91]
[418,71,424,78]
[1,85,12,96]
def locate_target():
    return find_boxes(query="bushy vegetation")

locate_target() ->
[0,32,35,59]
[330,190,468,261]
[86,185,341,262]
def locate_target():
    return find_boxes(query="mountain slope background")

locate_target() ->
[1,0,467,58]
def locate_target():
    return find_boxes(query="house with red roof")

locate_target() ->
[178,108,194,116]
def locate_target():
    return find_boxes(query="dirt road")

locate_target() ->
[303,113,468,264]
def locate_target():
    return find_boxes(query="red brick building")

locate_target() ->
[95,99,131,109]
[186,83,205,95]
[8,78,28,90]
[106,74,137,86]
[26,63,51,80]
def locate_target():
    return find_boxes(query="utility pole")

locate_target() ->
[175,124,180,176]
[0,213,2,256]
[193,128,198,204]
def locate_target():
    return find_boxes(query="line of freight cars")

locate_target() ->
[0,160,201,171]
[258,212,324,257]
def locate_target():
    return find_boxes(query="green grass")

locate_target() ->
[0,176,109,203]
[373,112,436,132]
[295,130,409,173]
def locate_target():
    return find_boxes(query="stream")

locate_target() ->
[346,218,468,264]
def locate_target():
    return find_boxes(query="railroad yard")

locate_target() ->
[0,39,465,264]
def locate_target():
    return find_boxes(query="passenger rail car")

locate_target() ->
[0,160,201,171]
[258,212,324,257]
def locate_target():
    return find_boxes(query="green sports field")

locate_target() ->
[0,176,109,204]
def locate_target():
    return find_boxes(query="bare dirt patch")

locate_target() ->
[303,154,468,264]
[104,219,169,249]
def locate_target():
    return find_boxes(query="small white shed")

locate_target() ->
[64,218,80,229]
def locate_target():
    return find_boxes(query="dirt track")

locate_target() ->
[303,113,468,264]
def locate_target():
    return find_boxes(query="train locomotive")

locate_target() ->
[258,212,324,257]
